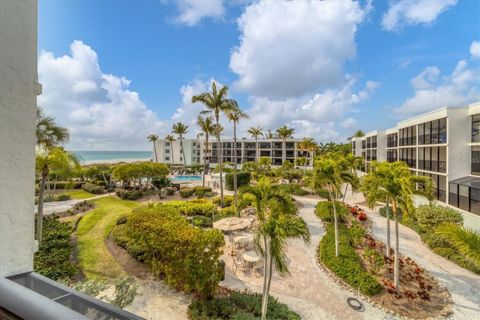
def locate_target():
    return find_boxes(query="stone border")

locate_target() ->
[316,219,453,320]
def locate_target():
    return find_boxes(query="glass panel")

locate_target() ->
[439,118,447,143]
[431,120,439,144]
[459,185,469,211]
[472,146,480,175]
[439,146,447,173]
[418,147,424,169]
[438,175,446,202]
[449,183,458,207]
[425,121,431,144]
[470,188,480,216]
[472,115,480,143]
[431,147,438,172]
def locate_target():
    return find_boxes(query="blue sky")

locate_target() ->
[38,0,480,150]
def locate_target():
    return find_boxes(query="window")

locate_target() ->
[472,114,480,142]
[165,157,170,161]
[399,125,416,146]
[165,142,170,146]
[165,149,170,154]
[449,183,458,207]
[387,149,397,162]
[472,146,480,175]
[459,185,469,211]
[418,118,447,145]
[387,133,398,148]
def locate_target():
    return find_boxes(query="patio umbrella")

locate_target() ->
[213,217,251,232]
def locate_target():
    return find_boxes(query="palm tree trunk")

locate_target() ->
[216,117,224,207]
[233,122,238,214]
[171,143,175,164]
[262,253,274,320]
[256,137,259,163]
[282,139,286,164]
[181,136,187,167]
[393,202,400,289]
[332,191,339,257]
[202,137,206,188]
[342,183,348,203]
[153,142,158,163]
[386,196,391,257]
[261,236,269,320]
[36,171,47,246]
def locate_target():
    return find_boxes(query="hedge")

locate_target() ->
[116,189,144,200]
[188,291,300,320]
[318,223,382,296]
[55,194,72,201]
[273,184,309,196]
[162,200,217,217]
[82,183,105,194]
[193,186,213,197]
[180,187,195,198]
[112,205,225,298]
[225,172,251,191]
[315,201,347,223]
[34,216,76,281]
[166,187,176,196]
[414,205,463,233]
[42,181,84,190]
[213,195,234,207]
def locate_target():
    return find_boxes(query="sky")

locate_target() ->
[38,0,480,151]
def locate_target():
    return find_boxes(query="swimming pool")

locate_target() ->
[171,175,202,182]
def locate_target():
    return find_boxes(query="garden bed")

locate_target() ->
[316,201,452,319]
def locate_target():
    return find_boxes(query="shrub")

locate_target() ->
[216,206,236,220]
[349,221,366,247]
[190,215,213,228]
[318,223,381,296]
[115,189,144,200]
[55,193,72,201]
[213,195,234,207]
[92,180,107,187]
[162,200,217,217]
[166,187,176,196]
[44,181,83,190]
[273,184,309,196]
[315,201,347,223]
[83,182,105,194]
[193,186,213,197]
[113,205,225,298]
[414,205,463,234]
[317,189,342,200]
[225,172,251,191]
[188,291,300,320]
[180,187,194,198]
[34,216,76,281]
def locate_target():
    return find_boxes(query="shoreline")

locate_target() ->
[82,158,152,165]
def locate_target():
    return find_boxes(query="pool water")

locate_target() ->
[171,175,202,182]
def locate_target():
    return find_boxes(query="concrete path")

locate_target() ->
[35,193,113,215]
[221,196,393,320]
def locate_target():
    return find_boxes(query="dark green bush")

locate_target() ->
[115,189,143,200]
[166,187,176,196]
[414,205,463,233]
[55,193,72,201]
[83,183,104,194]
[213,195,234,207]
[34,216,76,281]
[216,206,236,220]
[318,223,382,296]
[315,201,347,223]
[180,187,195,198]
[225,172,251,191]
[273,184,309,196]
[163,200,217,217]
[43,181,83,190]
[190,215,213,228]
[92,180,107,187]
[193,186,213,197]
[188,291,300,320]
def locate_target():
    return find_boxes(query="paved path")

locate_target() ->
[222,196,392,320]
[35,193,113,215]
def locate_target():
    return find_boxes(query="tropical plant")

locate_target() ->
[298,137,317,167]
[227,108,249,212]
[354,129,365,137]
[192,82,238,208]
[196,116,215,188]
[248,126,263,163]
[312,153,358,257]
[434,223,480,265]
[275,125,295,164]
[265,129,275,139]
[239,179,310,320]
[172,122,189,167]
[147,133,159,162]
[165,134,175,164]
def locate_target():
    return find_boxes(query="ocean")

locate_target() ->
[73,151,153,164]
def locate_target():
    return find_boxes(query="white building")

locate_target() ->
[350,102,480,229]
[155,138,205,166]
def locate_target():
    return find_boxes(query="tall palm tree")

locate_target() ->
[435,223,480,265]
[247,127,263,163]
[313,153,358,257]
[196,116,215,188]
[227,108,249,212]
[165,134,175,164]
[363,161,432,289]
[354,129,365,137]
[147,133,159,162]
[172,122,189,167]
[299,137,317,167]
[276,125,295,164]
[240,179,310,320]
[265,129,274,139]
[35,108,72,245]
[192,82,238,207]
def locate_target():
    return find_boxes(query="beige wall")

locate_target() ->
[0,0,38,277]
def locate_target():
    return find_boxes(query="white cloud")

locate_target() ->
[340,118,358,130]
[38,41,166,151]
[174,0,225,26]
[395,59,479,115]
[470,40,480,59]
[230,0,368,99]
[382,0,457,31]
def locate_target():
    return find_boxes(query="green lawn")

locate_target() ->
[76,196,140,280]
[62,189,96,199]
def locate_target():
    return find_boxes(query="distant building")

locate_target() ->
[349,102,480,229]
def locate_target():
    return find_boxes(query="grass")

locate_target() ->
[76,196,140,280]
[62,189,96,199]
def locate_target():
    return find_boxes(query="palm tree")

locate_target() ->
[147,133,159,162]
[363,161,432,289]
[197,116,215,188]
[227,108,249,212]
[276,125,295,164]
[247,127,263,163]
[35,108,72,245]
[265,129,274,139]
[165,134,175,164]
[354,129,365,137]
[172,122,189,167]
[299,137,317,167]
[313,153,358,257]
[435,223,480,265]
[240,179,310,320]
[192,82,238,207]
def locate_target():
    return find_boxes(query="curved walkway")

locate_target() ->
[35,193,113,215]
[221,196,391,320]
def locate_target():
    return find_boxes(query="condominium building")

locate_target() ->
[154,138,311,166]
[349,102,480,228]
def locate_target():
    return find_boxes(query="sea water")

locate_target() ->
[73,151,153,163]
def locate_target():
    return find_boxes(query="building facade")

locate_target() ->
[154,138,311,166]
[350,102,480,229]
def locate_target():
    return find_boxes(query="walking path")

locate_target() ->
[222,196,392,320]
[35,193,113,215]
[345,191,480,320]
